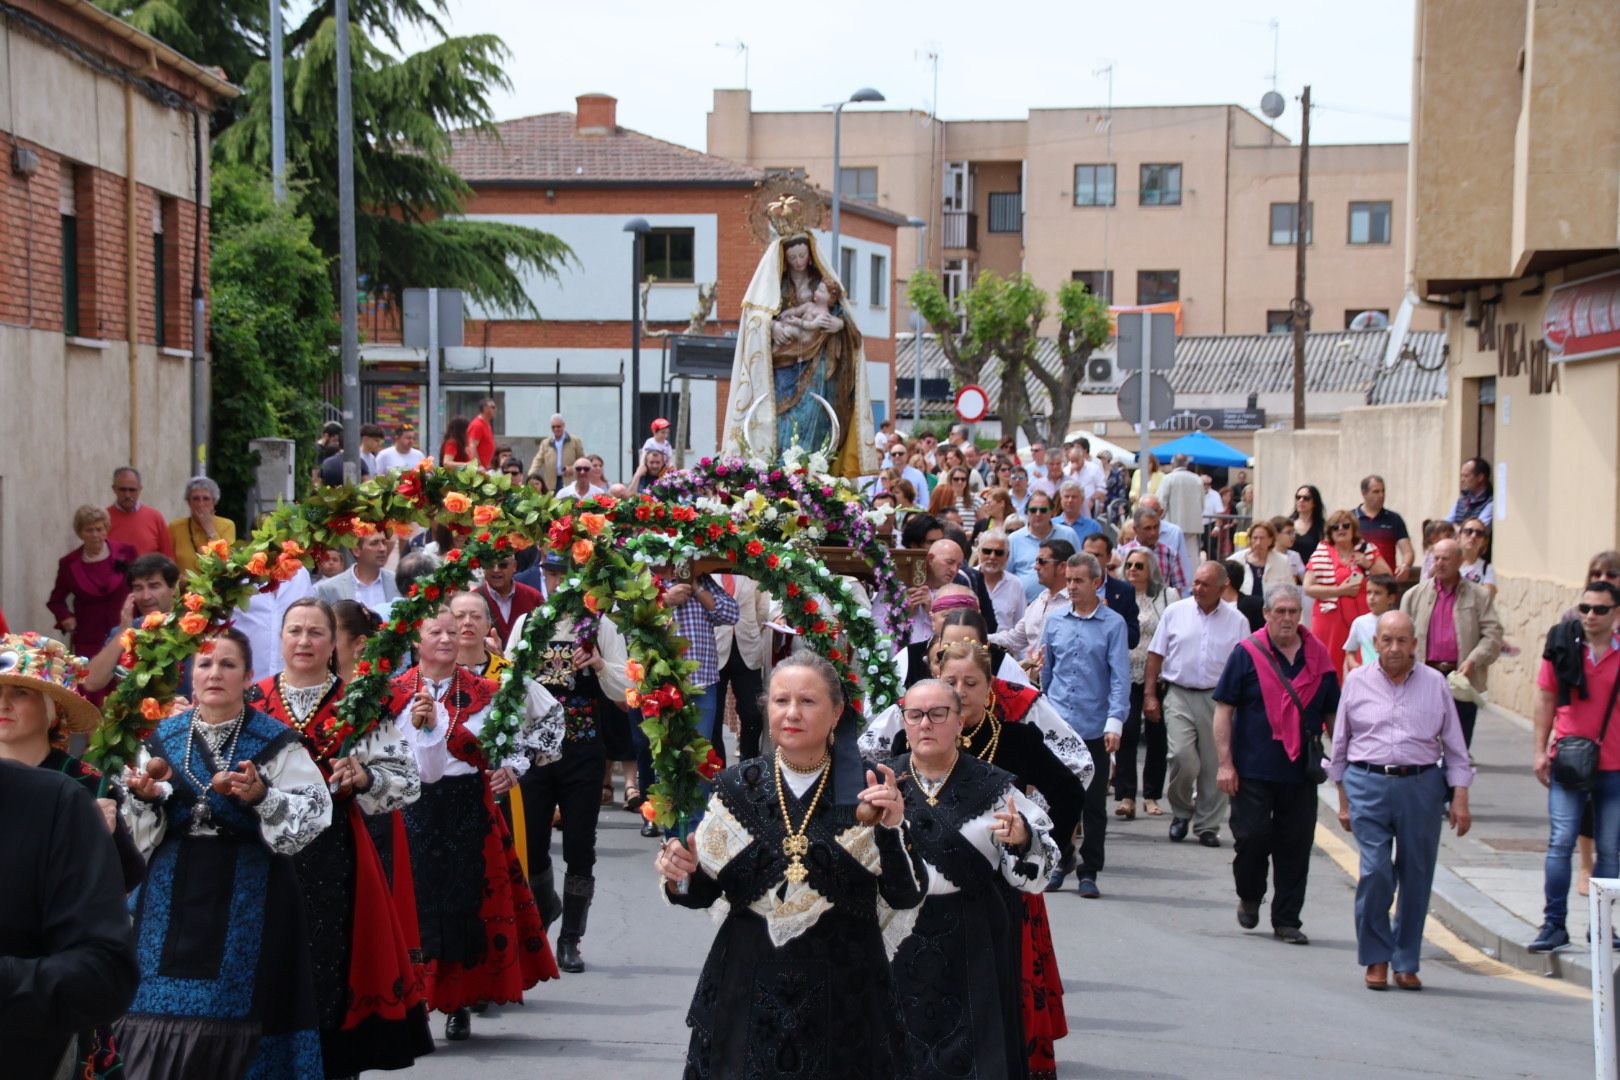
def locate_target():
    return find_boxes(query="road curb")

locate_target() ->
[1311,786,1594,985]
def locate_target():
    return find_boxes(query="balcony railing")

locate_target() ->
[941,210,978,251]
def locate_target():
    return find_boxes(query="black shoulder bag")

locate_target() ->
[1255,644,1329,785]
[1551,665,1620,793]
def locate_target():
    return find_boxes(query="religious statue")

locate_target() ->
[723,196,879,477]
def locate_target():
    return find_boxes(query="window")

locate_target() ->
[1345,308,1390,329]
[1269,202,1313,245]
[1070,270,1114,303]
[869,253,886,307]
[1072,164,1116,207]
[1139,163,1182,206]
[942,259,967,305]
[987,192,1022,233]
[641,228,695,282]
[60,167,82,336]
[838,166,877,202]
[1136,270,1179,305]
[153,214,165,348]
[840,247,856,297]
[1266,310,1294,334]
[1348,201,1392,245]
[158,197,180,347]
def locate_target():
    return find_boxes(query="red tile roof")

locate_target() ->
[447,113,765,186]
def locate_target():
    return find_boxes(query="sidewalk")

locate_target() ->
[1315,702,1601,984]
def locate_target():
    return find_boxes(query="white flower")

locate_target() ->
[539,606,554,620]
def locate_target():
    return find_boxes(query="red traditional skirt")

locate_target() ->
[404,772,558,1012]
[1022,893,1068,1080]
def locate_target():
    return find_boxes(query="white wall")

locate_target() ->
[458,213,719,323]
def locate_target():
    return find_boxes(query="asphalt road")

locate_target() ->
[408,798,1593,1079]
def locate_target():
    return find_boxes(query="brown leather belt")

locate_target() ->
[1425,661,1458,674]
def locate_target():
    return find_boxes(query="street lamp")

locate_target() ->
[829,87,885,283]
[904,216,927,433]
[624,218,652,481]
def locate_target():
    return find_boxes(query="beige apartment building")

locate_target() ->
[709,89,1433,336]
[1408,0,1620,714]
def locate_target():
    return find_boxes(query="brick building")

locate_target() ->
[0,0,233,633]
[364,93,904,477]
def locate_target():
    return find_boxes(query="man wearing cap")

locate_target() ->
[0,633,141,1078]
[528,414,587,493]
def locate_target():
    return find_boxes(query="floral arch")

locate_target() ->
[87,451,908,825]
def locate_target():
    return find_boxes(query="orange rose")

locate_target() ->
[391,521,416,538]
[139,697,166,722]
[351,520,379,537]
[473,504,500,526]
[582,591,600,613]
[274,553,303,581]
[245,551,270,577]
[509,533,534,552]
[182,592,205,612]
[178,612,208,636]
[118,629,136,653]
[580,513,607,537]
[625,658,645,683]
[640,799,658,822]
[442,492,472,514]
[624,687,639,708]
[280,540,305,558]
[141,612,166,630]
[208,539,231,559]
[571,538,595,564]
[418,457,436,472]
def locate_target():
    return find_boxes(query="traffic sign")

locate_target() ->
[954,384,989,423]
[1116,311,1176,371]
[1116,371,1175,427]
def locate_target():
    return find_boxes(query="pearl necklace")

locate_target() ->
[774,750,830,885]
[180,707,247,820]
[278,673,335,733]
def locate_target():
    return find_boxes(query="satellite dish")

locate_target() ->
[1260,91,1286,119]
[1349,309,1391,331]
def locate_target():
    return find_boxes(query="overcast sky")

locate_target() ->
[396,0,1417,149]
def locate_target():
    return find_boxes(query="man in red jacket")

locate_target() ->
[478,553,542,646]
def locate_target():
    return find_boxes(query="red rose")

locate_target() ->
[595,495,619,512]
[803,599,820,615]
[745,539,764,557]
[355,660,372,676]
[786,583,799,597]
[812,620,828,634]
[445,548,463,563]
[706,523,724,541]
[765,554,780,569]
[698,748,724,781]
[424,585,441,601]
[379,658,392,672]
[393,621,409,634]
[635,504,653,521]
[828,648,843,661]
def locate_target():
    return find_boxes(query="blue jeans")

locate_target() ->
[1344,765,1446,974]
[1543,771,1620,926]
[630,683,721,835]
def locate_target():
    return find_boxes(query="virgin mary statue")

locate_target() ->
[723,230,879,478]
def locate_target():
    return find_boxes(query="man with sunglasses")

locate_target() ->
[1529,581,1620,954]
[1009,493,1081,601]
[975,530,1026,632]
[559,456,606,502]
[1399,538,1503,747]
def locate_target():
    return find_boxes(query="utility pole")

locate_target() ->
[1291,84,1311,430]
[335,0,360,478]
[270,0,286,202]
[907,218,927,428]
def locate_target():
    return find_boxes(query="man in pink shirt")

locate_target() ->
[105,467,174,558]
[1330,610,1473,991]
[1527,580,1620,954]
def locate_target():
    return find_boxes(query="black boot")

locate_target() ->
[530,864,562,932]
[444,1006,471,1041]
[557,874,594,973]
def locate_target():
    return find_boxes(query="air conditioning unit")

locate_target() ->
[1087,355,1112,382]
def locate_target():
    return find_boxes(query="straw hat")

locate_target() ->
[0,632,102,733]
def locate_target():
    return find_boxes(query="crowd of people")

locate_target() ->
[4,402,1617,1079]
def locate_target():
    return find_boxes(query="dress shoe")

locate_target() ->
[1237,899,1260,929]
[640,819,660,838]
[1197,831,1221,848]
[1076,877,1101,899]
[1168,817,1190,843]
[444,1007,472,1040]
[1047,854,1076,891]
[1364,963,1389,991]
[1393,971,1422,991]
[1274,926,1309,945]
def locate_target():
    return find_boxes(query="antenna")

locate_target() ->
[714,39,749,89]
[1266,18,1280,93]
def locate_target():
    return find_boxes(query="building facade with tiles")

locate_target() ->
[0,0,232,637]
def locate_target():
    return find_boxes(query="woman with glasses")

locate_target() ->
[928,467,977,519]
[1457,517,1498,599]
[888,666,1065,1080]
[1290,485,1326,561]
[1116,549,1179,820]
[1304,510,1390,674]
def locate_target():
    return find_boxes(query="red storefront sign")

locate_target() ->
[1542,270,1620,363]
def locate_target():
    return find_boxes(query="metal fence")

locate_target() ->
[1592,878,1620,1078]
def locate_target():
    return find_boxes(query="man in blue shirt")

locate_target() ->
[1010,491,1082,601]
[1056,480,1104,543]
[1041,551,1132,898]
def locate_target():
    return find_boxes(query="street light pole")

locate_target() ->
[906,216,927,431]
[624,218,652,481]
[1291,84,1312,430]
[828,88,884,280]
[335,0,360,480]
[270,0,285,202]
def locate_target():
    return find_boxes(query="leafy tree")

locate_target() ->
[912,270,1110,442]
[208,164,338,525]
[98,0,572,313]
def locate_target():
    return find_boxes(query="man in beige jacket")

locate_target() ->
[527,414,588,493]
[1401,538,1504,747]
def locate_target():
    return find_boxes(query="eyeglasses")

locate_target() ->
[1027,505,1051,514]
[1295,493,1312,502]
[1459,527,1486,537]
[1124,561,1149,570]
[980,548,1007,557]
[1579,603,1616,616]
[575,467,592,474]
[1330,523,1353,532]
[1034,557,1060,566]
[900,706,956,726]
[996,465,1012,473]
[113,486,140,493]
[1591,569,1620,581]
[951,474,967,482]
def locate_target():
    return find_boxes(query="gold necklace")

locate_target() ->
[775,750,831,885]
[781,751,830,775]
[961,703,1002,765]
[905,750,960,807]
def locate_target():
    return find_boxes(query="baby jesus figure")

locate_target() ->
[774,280,841,347]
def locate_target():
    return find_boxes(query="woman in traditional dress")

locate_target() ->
[655,652,926,1079]
[889,676,1057,1079]
[880,640,1085,1080]
[330,599,380,683]
[118,628,333,1080]
[245,599,432,1077]
[0,632,143,1078]
[388,607,561,1042]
